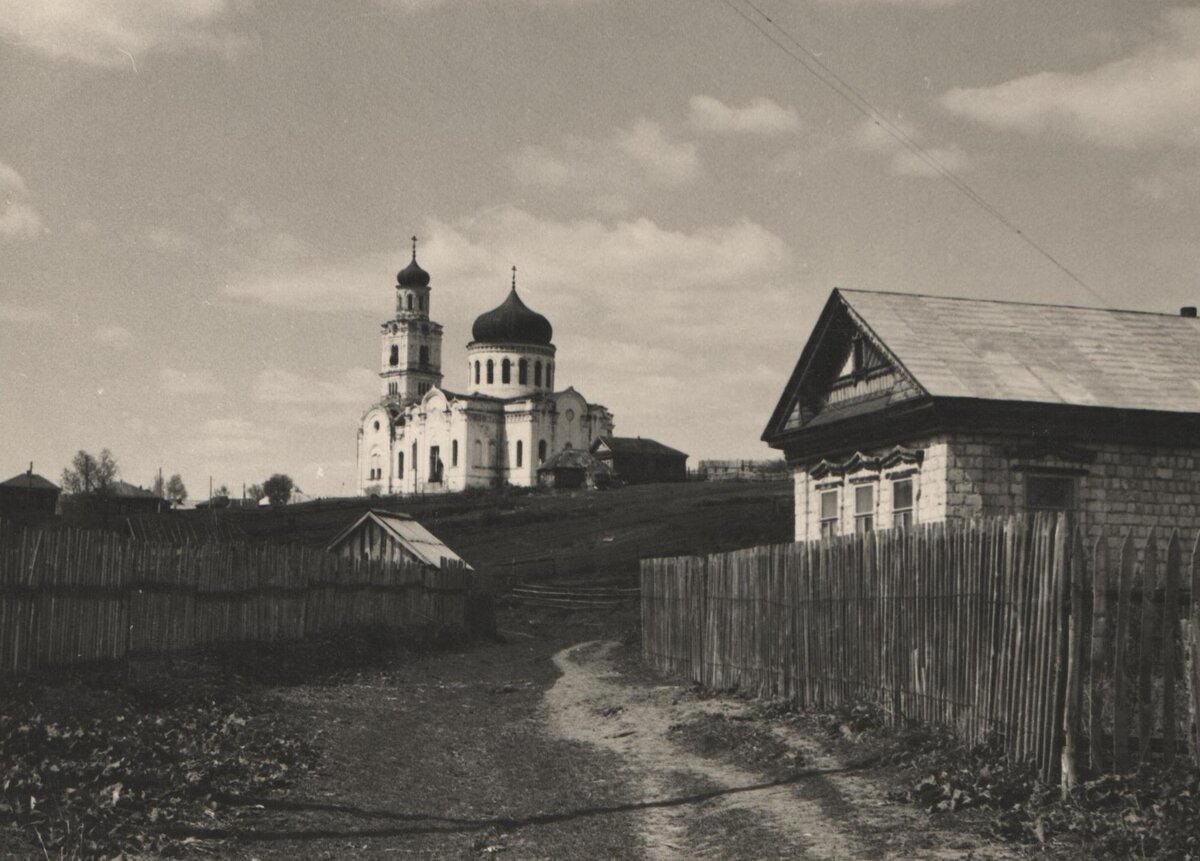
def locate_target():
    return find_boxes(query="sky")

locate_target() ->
[2,0,1199,500]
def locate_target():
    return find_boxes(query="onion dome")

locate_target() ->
[397,236,430,287]
[471,267,553,346]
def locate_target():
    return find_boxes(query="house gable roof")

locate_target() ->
[764,288,1200,445]
[325,509,472,570]
[591,436,687,458]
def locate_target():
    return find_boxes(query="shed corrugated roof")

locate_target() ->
[326,509,471,570]
[840,289,1200,413]
[0,472,59,492]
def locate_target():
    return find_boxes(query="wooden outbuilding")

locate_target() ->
[590,436,687,484]
[326,509,472,570]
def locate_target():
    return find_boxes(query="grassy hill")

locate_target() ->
[179,480,794,582]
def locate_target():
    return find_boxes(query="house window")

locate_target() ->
[1026,474,1074,512]
[519,358,528,384]
[486,359,494,384]
[538,440,547,463]
[855,485,875,534]
[397,453,404,479]
[502,358,511,384]
[819,489,839,539]
[516,440,523,467]
[535,361,542,386]
[474,361,481,385]
[452,440,458,467]
[892,478,914,528]
[389,345,399,366]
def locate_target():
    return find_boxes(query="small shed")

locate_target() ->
[590,436,688,484]
[0,469,61,522]
[326,509,472,570]
[537,448,614,490]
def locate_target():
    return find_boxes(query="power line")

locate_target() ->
[719,0,1106,304]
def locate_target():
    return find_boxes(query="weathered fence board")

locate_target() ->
[642,515,1199,787]
[0,520,474,674]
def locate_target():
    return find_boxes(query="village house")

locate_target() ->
[0,468,61,524]
[762,288,1200,545]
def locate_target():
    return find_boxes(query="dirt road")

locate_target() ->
[214,611,1016,859]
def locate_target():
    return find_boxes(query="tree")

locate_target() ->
[246,483,264,503]
[165,474,187,503]
[262,474,295,506]
[213,484,230,500]
[61,449,118,495]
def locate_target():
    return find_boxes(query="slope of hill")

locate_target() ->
[179,480,794,581]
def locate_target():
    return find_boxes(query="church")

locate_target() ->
[356,241,615,495]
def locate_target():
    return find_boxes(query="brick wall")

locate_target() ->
[793,431,1200,549]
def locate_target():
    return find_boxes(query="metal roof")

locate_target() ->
[592,436,687,458]
[326,509,472,570]
[840,289,1200,413]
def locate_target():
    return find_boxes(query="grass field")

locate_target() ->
[177,480,794,582]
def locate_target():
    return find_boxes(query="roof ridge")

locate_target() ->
[836,287,1193,319]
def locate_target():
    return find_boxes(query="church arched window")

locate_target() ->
[397,452,404,479]
[547,363,554,389]
[501,358,511,384]
[419,345,429,366]
[488,440,496,466]
[474,440,483,467]
[486,359,494,384]
[407,294,414,310]
[389,345,398,366]
[538,440,547,463]
[452,440,458,467]
[518,358,527,384]
[419,295,425,311]
[534,361,542,387]
[516,441,523,468]
[474,361,480,385]
[412,442,418,475]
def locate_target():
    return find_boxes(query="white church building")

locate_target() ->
[356,241,614,495]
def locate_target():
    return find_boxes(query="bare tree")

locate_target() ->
[61,449,118,495]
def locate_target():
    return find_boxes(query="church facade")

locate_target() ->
[356,243,614,495]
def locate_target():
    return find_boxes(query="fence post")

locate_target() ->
[1188,535,1200,763]
[1061,526,1086,795]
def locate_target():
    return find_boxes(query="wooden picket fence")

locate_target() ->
[641,514,1200,787]
[0,520,475,675]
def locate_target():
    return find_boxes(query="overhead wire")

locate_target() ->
[719,0,1106,304]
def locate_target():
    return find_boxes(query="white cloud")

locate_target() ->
[0,0,247,67]
[160,367,225,394]
[851,116,971,177]
[512,118,699,209]
[254,368,377,405]
[688,95,801,135]
[0,303,50,324]
[942,9,1200,147]
[0,160,43,239]
[95,325,134,349]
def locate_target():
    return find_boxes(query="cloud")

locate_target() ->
[188,417,273,457]
[512,118,699,209]
[851,116,970,177]
[160,367,225,394]
[95,325,134,349]
[144,227,197,252]
[688,95,801,135]
[0,161,43,239]
[0,0,247,67]
[254,368,377,405]
[0,303,50,324]
[942,9,1200,147]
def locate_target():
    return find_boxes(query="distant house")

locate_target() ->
[590,436,687,484]
[537,447,614,490]
[0,469,61,523]
[763,289,1200,545]
[61,480,167,527]
[326,509,472,570]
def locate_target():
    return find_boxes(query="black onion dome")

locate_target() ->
[397,256,430,288]
[471,288,553,346]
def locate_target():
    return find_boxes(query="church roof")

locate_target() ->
[471,287,553,347]
[396,238,430,288]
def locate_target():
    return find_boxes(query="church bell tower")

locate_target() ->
[380,237,443,404]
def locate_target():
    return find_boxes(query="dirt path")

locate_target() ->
[204,613,1020,860]
[545,640,1018,861]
